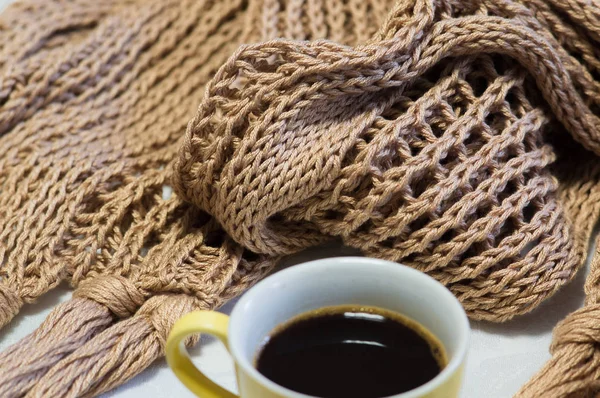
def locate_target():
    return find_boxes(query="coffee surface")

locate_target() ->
[255,306,446,398]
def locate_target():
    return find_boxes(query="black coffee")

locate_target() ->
[255,306,446,398]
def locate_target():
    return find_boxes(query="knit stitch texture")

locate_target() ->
[1,0,600,397]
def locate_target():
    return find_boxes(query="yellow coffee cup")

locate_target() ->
[166,257,469,398]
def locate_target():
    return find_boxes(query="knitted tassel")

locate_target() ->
[0,299,113,397]
[25,265,277,398]
[26,295,199,398]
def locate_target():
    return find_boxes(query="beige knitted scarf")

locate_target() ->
[0,0,600,396]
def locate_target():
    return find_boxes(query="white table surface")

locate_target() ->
[0,1,590,396]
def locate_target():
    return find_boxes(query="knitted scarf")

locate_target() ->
[1,0,600,397]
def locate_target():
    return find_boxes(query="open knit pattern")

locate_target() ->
[1,0,600,396]
[175,0,600,320]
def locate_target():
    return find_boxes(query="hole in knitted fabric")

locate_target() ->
[406,214,430,234]
[341,145,361,169]
[466,73,489,98]
[105,177,124,191]
[447,90,472,118]
[398,252,426,269]
[403,86,426,105]
[417,114,443,143]
[242,249,260,262]
[229,72,248,90]
[522,202,536,224]
[480,256,514,278]
[438,146,463,172]
[137,230,160,260]
[476,199,495,219]
[410,167,439,198]
[588,65,600,90]
[362,128,376,145]
[381,237,396,249]
[381,100,409,122]
[429,120,445,139]
[463,127,487,154]
[323,209,344,221]
[589,100,600,117]
[265,54,279,66]
[439,228,456,244]
[354,219,374,235]
[190,211,211,230]
[484,112,507,132]
[204,231,225,248]
[504,88,522,116]
[494,217,519,246]
[162,185,172,200]
[491,55,510,76]
[425,59,453,85]
[500,179,519,201]
[114,210,135,239]
[408,139,424,158]
[461,240,492,266]
[506,142,526,162]
[251,54,283,74]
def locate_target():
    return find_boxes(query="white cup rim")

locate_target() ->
[229,257,470,398]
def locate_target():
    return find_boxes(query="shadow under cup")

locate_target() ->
[229,257,470,398]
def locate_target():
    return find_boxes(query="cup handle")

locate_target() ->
[166,311,239,398]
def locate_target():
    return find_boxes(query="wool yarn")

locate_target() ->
[175,0,593,321]
[0,0,276,395]
[1,0,600,397]
[0,0,391,396]
[175,0,600,396]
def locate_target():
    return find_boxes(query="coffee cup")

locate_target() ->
[166,257,469,397]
